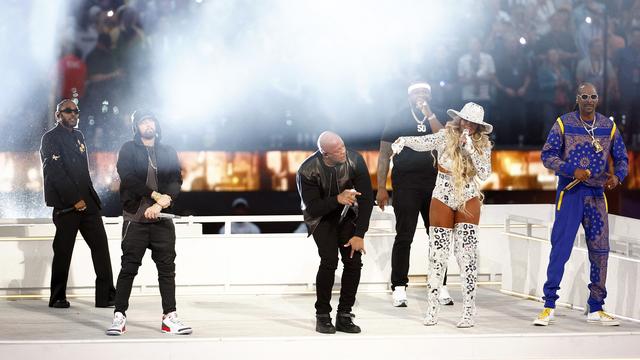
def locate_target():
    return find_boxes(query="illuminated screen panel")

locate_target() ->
[2,150,637,193]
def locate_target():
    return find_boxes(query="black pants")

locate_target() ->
[114,220,177,315]
[312,214,362,315]
[391,187,447,289]
[50,210,115,306]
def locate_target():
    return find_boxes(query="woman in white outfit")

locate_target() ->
[392,102,492,328]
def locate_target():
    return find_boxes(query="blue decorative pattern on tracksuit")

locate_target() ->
[540,111,628,311]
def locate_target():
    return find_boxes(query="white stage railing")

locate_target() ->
[502,212,640,321]
[1,204,638,321]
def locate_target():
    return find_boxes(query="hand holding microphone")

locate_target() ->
[338,189,360,223]
[459,129,473,153]
[337,188,360,206]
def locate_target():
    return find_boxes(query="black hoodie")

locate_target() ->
[116,112,182,214]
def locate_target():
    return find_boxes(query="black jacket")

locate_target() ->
[40,124,101,210]
[296,149,373,237]
[116,138,182,214]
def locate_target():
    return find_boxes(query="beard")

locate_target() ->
[140,129,156,139]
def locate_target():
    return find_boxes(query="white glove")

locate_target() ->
[391,138,405,155]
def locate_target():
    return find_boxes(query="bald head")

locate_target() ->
[318,131,342,152]
[317,131,347,165]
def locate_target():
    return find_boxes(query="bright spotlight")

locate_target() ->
[585,16,592,24]
[107,10,114,17]
[519,37,527,45]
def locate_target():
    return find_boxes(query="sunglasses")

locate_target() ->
[60,108,80,114]
[578,94,598,100]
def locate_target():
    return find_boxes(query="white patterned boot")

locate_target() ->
[453,223,479,328]
[424,226,453,326]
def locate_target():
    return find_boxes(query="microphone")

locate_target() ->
[339,189,357,224]
[460,129,470,151]
[157,213,180,219]
[54,206,77,216]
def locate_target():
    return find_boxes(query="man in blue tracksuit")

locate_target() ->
[534,82,628,326]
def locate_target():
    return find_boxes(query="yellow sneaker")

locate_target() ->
[587,310,620,326]
[532,307,555,326]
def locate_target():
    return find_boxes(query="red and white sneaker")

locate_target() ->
[162,311,192,335]
[106,312,126,336]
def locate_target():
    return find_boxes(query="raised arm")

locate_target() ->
[392,130,446,154]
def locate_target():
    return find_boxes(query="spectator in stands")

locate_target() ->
[575,2,605,59]
[218,197,261,234]
[537,48,573,142]
[576,38,618,101]
[494,33,532,145]
[534,10,579,67]
[614,27,640,145]
[75,6,102,59]
[424,45,459,110]
[458,37,496,127]
[57,45,87,101]
[84,33,123,142]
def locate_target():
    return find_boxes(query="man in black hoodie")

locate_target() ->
[296,131,373,334]
[106,110,191,336]
[40,98,116,309]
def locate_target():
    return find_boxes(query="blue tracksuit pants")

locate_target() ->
[542,179,609,312]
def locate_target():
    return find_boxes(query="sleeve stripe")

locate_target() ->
[610,123,617,140]
[556,118,564,135]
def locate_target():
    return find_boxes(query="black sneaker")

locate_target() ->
[315,314,336,334]
[49,299,70,308]
[336,312,361,333]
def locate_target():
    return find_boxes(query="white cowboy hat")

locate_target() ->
[446,102,493,134]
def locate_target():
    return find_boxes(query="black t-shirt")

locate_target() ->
[380,106,442,189]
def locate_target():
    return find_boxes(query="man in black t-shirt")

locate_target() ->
[377,82,452,307]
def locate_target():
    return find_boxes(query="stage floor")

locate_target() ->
[2,286,639,359]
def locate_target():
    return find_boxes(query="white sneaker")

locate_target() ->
[106,312,126,336]
[423,312,438,326]
[532,307,555,326]
[587,310,620,326]
[392,286,408,307]
[456,317,474,328]
[438,285,454,306]
[162,311,193,334]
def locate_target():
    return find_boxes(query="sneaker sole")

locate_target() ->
[162,328,193,335]
[532,318,555,326]
[587,319,620,326]
[457,324,474,328]
[106,328,126,336]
